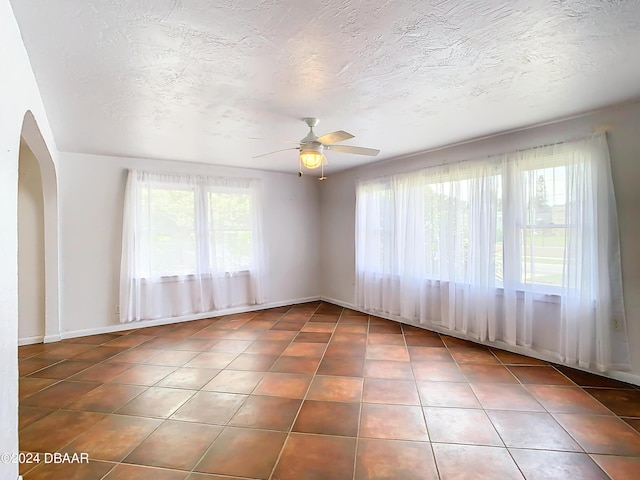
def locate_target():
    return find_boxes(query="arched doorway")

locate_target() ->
[19,111,59,343]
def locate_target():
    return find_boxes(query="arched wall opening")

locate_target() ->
[19,110,60,343]
[18,138,46,342]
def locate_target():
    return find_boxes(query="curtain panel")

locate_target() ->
[355,134,630,372]
[120,170,267,323]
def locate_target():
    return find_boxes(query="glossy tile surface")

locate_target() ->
[18,301,640,479]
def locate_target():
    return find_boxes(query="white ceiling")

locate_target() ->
[11,0,640,174]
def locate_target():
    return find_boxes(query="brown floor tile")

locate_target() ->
[253,373,312,399]
[18,343,48,358]
[491,349,549,365]
[195,427,286,479]
[331,332,367,345]
[300,323,336,333]
[450,347,500,364]
[369,323,403,334]
[244,340,290,355]
[511,449,608,480]
[417,381,481,409]
[471,384,545,411]
[591,454,640,480]
[408,347,454,362]
[18,406,54,431]
[71,346,130,362]
[104,334,153,348]
[585,387,640,417]
[171,391,247,425]
[155,367,220,390]
[624,417,640,433]
[425,407,503,446]
[107,348,162,364]
[554,413,640,455]
[102,464,188,480]
[125,420,222,470]
[183,352,238,369]
[19,377,58,400]
[441,336,480,349]
[68,362,133,382]
[335,324,368,334]
[355,438,438,480]
[272,433,356,480]
[306,375,363,402]
[294,332,332,343]
[488,410,581,451]
[259,330,297,341]
[556,366,634,388]
[20,410,107,453]
[208,339,253,353]
[360,404,428,441]
[66,383,147,413]
[310,314,340,323]
[433,444,524,480]
[293,400,360,436]
[22,459,115,480]
[229,395,302,431]
[270,356,321,375]
[366,344,409,362]
[62,414,162,461]
[21,381,101,409]
[270,321,305,331]
[282,342,326,358]
[526,385,613,414]
[339,315,369,325]
[509,366,574,385]
[110,365,176,386]
[324,342,367,359]
[142,337,192,350]
[316,357,364,377]
[116,387,195,418]
[19,357,63,375]
[202,370,264,394]
[70,333,123,345]
[363,378,420,405]
[27,360,95,380]
[364,360,413,380]
[32,343,96,360]
[459,363,518,384]
[412,361,466,382]
[143,350,200,367]
[226,353,279,371]
[404,335,445,347]
[367,333,404,345]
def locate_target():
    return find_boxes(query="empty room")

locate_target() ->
[3,1,640,479]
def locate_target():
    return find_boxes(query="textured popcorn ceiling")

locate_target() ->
[10,0,640,174]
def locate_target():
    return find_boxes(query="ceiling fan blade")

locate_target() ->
[317,130,354,145]
[325,144,380,156]
[252,147,299,158]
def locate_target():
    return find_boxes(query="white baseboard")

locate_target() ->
[59,296,321,340]
[18,335,45,346]
[320,296,640,387]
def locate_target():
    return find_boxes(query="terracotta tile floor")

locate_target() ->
[17,302,640,479]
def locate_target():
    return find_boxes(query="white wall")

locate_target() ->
[0,1,58,478]
[18,140,46,342]
[57,152,320,336]
[320,100,640,380]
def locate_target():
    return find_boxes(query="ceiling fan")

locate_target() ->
[253,117,380,180]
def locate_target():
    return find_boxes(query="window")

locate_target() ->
[120,170,266,322]
[356,134,629,372]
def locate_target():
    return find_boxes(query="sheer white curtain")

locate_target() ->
[120,170,266,323]
[356,134,630,372]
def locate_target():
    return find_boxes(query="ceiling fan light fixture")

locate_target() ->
[299,144,323,169]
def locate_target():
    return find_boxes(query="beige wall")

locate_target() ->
[18,139,46,341]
